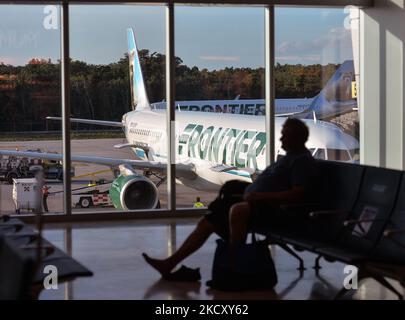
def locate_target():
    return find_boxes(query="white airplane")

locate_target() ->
[151,97,313,117]
[0,28,359,211]
[150,61,357,119]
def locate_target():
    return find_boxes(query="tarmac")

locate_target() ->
[0,138,217,215]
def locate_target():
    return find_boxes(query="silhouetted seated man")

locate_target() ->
[143,118,318,279]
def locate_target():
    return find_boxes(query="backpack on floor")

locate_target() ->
[207,233,278,291]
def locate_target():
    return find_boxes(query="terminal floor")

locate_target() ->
[37,218,404,300]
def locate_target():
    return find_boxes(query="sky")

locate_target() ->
[0,5,355,70]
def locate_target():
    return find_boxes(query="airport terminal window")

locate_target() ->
[275,7,360,163]
[68,4,166,214]
[0,2,361,218]
[0,4,63,215]
[174,5,265,209]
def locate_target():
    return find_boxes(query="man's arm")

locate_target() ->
[244,186,306,205]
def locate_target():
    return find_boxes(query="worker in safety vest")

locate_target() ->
[88,180,97,187]
[193,197,204,208]
[42,185,51,212]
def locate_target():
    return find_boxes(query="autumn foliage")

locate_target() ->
[0,51,339,132]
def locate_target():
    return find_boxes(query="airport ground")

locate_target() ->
[1,136,403,300]
[0,138,217,215]
[36,218,403,300]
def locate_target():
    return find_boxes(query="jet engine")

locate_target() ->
[109,174,159,210]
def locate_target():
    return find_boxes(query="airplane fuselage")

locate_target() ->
[122,109,358,190]
[151,98,313,116]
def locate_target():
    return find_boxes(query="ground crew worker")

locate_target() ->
[88,180,97,187]
[193,197,204,208]
[42,185,51,212]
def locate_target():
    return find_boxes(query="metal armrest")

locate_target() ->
[0,215,11,222]
[20,244,55,256]
[384,229,405,238]
[0,223,24,232]
[309,209,348,218]
[383,229,405,250]
[280,203,325,220]
[344,218,386,238]
[6,233,39,242]
[344,218,386,227]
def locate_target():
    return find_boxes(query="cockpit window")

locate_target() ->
[313,148,326,160]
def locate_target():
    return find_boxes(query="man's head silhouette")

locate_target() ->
[280,118,309,152]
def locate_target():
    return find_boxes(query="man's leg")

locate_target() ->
[44,196,49,212]
[229,201,251,245]
[143,217,216,276]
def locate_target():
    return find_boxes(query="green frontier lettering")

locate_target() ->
[234,130,256,167]
[187,124,203,158]
[198,126,214,159]
[178,123,196,155]
[246,132,266,169]
[222,128,240,166]
[208,127,229,163]
[180,123,266,170]
[231,129,247,166]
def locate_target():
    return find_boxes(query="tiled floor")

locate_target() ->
[37,218,404,300]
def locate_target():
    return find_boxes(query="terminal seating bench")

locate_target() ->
[0,216,93,300]
[252,160,405,300]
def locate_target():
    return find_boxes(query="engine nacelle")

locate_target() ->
[109,174,158,210]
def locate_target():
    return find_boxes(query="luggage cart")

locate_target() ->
[12,178,42,214]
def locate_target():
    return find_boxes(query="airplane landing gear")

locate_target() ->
[144,171,166,188]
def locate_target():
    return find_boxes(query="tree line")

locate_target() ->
[0,51,339,132]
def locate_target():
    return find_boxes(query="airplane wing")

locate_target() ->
[0,150,197,180]
[46,117,123,128]
[275,112,302,117]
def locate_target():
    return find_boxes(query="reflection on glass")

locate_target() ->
[173,6,266,208]
[68,5,166,213]
[0,5,361,216]
[275,7,360,163]
[0,5,62,215]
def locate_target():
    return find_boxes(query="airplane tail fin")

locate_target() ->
[306,60,357,119]
[127,28,151,111]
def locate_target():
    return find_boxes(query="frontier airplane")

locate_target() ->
[151,60,357,119]
[0,28,359,211]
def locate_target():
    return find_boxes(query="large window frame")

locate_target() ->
[0,0,371,223]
